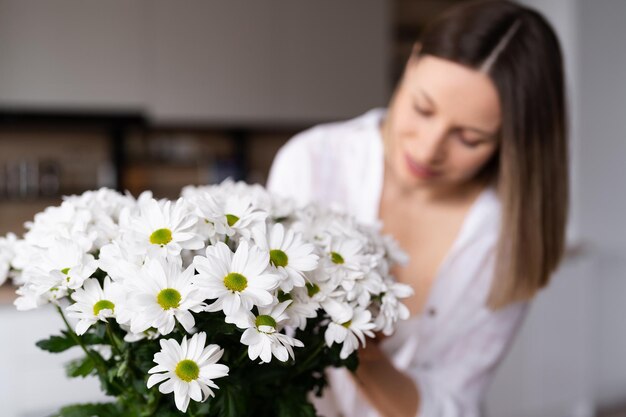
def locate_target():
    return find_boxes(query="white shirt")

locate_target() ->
[266,108,530,417]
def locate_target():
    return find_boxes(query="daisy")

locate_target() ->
[128,258,206,335]
[66,277,124,335]
[221,194,267,239]
[147,332,229,412]
[321,237,369,291]
[193,241,280,316]
[374,282,413,336]
[253,223,319,292]
[278,288,319,331]
[129,198,204,258]
[239,301,304,363]
[186,191,229,241]
[324,307,376,359]
[14,238,98,310]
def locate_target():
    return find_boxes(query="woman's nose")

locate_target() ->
[413,122,448,165]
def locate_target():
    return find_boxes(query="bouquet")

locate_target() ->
[0,180,412,417]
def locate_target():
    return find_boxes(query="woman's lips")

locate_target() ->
[404,154,439,179]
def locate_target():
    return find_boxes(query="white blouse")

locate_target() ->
[266,108,530,417]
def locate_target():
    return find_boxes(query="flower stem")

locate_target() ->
[106,322,124,357]
[294,341,326,376]
[55,305,126,393]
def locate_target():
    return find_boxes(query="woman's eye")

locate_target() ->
[454,131,481,148]
[413,102,433,117]
[458,137,481,148]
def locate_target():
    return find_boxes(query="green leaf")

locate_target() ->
[66,356,96,378]
[50,402,121,417]
[37,332,76,353]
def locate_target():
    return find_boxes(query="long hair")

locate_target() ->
[418,0,569,309]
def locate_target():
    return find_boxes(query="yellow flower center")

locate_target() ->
[157,288,181,310]
[330,252,345,264]
[226,214,239,227]
[93,299,115,316]
[270,249,289,267]
[150,228,173,246]
[255,314,277,329]
[224,272,247,292]
[175,359,200,382]
[342,320,352,328]
[306,283,320,297]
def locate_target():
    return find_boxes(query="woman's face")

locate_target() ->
[383,54,501,191]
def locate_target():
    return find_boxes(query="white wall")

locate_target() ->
[0,0,390,125]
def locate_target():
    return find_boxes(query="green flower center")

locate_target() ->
[150,228,173,246]
[157,288,181,310]
[61,267,70,275]
[93,299,115,316]
[331,252,345,264]
[270,249,289,267]
[175,359,200,382]
[226,214,239,227]
[255,314,277,329]
[224,272,247,292]
[277,290,292,303]
[306,283,320,297]
[342,320,352,328]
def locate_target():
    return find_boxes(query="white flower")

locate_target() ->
[280,287,319,330]
[97,239,144,283]
[239,301,304,363]
[66,277,124,335]
[320,237,369,292]
[147,332,229,412]
[129,198,204,258]
[128,258,206,335]
[14,238,97,310]
[187,191,229,241]
[253,223,318,292]
[374,282,413,336]
[221,194,267,239]
[193,241,280,316]
[325,307,376,359]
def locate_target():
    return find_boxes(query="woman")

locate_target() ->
[267,0,568,416]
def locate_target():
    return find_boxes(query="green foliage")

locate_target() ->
[50,402,122,417]
[66,356,96,378]
[46,308,359,417]
[36,331,103,353]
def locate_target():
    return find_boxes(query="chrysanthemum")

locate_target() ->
[221,194,267,239]
[128,258,206,335]
[325,307,376,359]
[239,301,304,363]
[14,238,98,310]
[193,241,280,316]
[66,277,124,335]
[147,332,229,412]
[253,223,319,292]
[321,237,369,291]
[374,282,413,336]
[129,198,204,258]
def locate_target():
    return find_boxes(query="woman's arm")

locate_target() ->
[353,340,420,417]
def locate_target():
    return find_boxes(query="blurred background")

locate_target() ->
[0,0,624,416]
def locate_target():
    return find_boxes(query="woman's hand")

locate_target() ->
[351,333,420,417]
